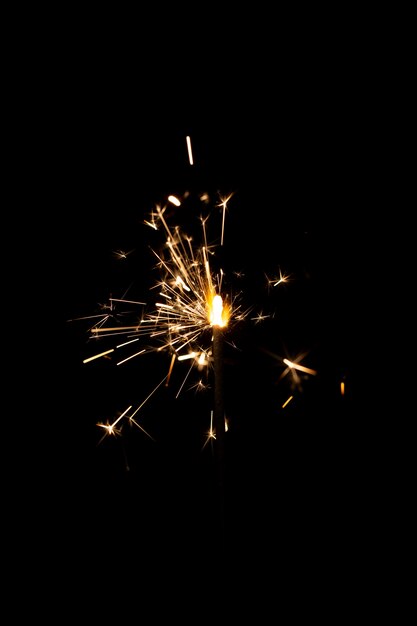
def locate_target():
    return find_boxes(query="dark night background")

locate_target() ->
[53,115,362,561]
[13,29,402,614]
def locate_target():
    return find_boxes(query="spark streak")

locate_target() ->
[282,358,317,376]
[282,395,294,408]
[83,349,114,363]
[186,135,194,165]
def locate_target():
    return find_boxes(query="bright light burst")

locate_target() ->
[90,194,244,359]
[72,187,263,444]
[68,136,303,449]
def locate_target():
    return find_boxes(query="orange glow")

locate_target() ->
[209,294,230,327]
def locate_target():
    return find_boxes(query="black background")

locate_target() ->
[53,111,361,549]
[12,34,392,613]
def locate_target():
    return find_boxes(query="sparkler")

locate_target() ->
[70,181,301,451]
[73,179,247,452]
[69,135,313,543]
[60,126,360,573]
[211,293,227,533]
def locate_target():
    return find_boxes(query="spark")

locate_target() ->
[177,351,198,361]
[129,374,169,420]
[202,410,216,451]
[166,353,176,386]
[216,192,234,246]
[261,347,317,393]
[116,349,146,365]
[281,395,293,408]
[168,195,181,207]
[186,135,194,165]
[276,353,317,392]
[282,358,317,376]
[68,292,147,337]
[83,349,115,363]
[175,360,195,398]
[96,376,169,445]
[251,311,271,324]
[113,249,134,260]
[189,379,210,393]
[116,338,140,349]
[127,416,156,442]
[265,267,291,288]
[110,298,146,306]
[96,405,132,444]
[92,326,141,333]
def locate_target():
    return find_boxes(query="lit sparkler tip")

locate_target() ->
[211,294,224,327]
[209,294,230,328]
